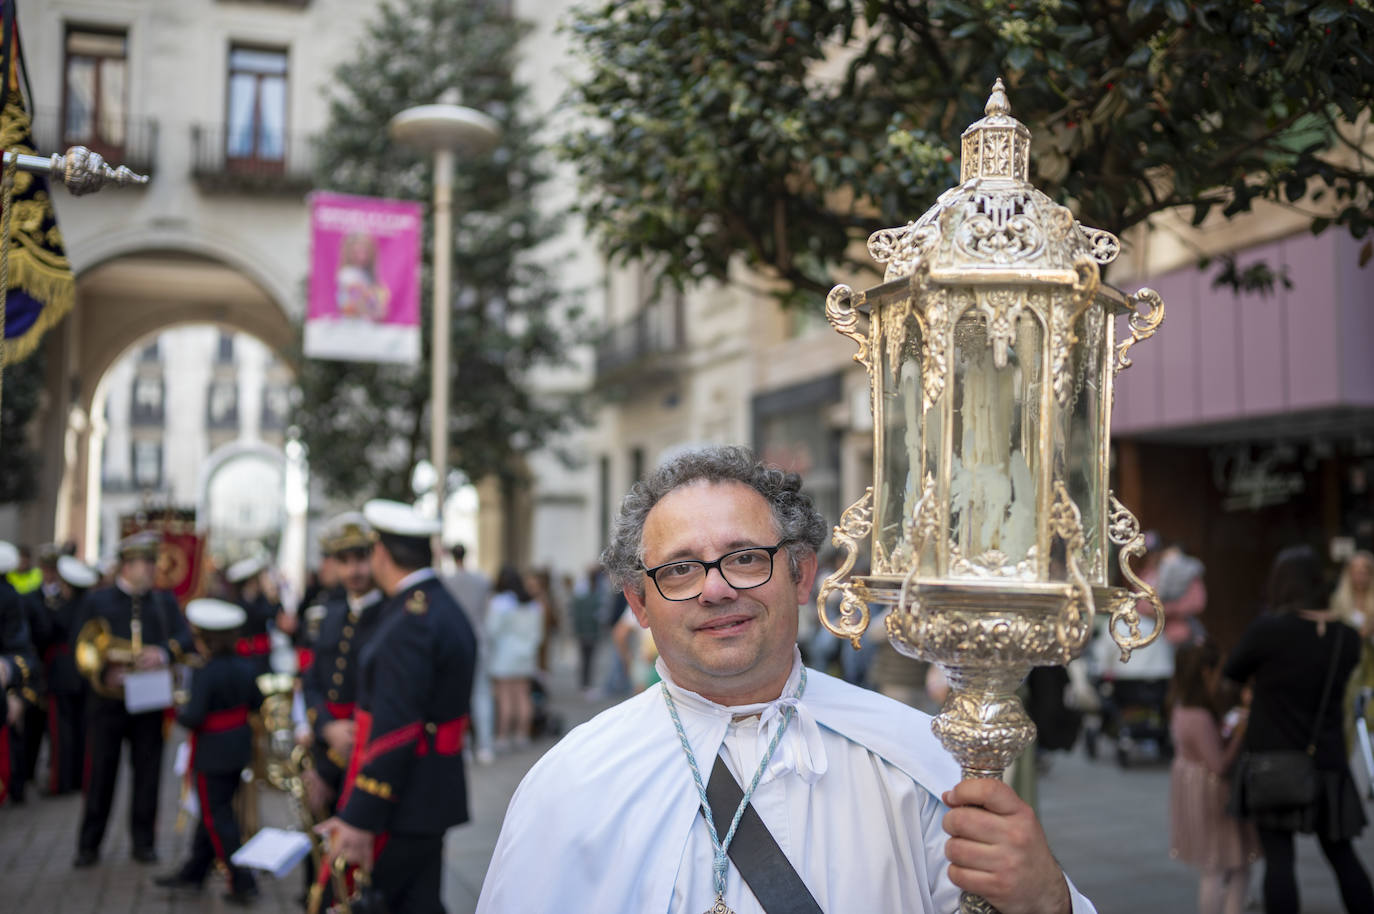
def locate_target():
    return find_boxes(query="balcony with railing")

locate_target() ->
[191,124,316,195]
[31,107,158,179]
[593,302,686,390]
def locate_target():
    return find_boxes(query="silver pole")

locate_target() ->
[4,146,148,195]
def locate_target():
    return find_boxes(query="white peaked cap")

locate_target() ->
[363,499,441,539]
[57,555,100,589]
[186,598,248,631]
[0,540,18,574]
[226,555,266,584]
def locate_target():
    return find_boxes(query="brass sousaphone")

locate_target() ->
[74,616,140,699]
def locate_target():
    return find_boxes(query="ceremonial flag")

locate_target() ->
[120,511,207,607]
[0,0,75,368]
[303,191,422,364]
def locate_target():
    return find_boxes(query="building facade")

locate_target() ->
[97,326,294,564]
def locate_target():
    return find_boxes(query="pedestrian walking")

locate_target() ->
[487,564,542,751]
[527,567,560,675]
[1225,545,1374,913]
[1158,543,1208,648]
[1331,550,1374,750]
[1168,640,1258,914]
[154,599,263,905]
[477,445,1097,913]
[442,543,495,763]
[569,565,604,693]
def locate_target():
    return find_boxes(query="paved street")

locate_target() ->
[4,645,1372,912]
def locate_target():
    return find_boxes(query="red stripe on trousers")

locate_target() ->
[196,772,232,889]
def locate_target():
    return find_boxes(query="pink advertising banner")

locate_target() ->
[304,191,423,364]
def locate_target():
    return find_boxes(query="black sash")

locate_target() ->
[706,754,825,914]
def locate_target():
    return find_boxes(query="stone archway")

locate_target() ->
[27,244,297,558]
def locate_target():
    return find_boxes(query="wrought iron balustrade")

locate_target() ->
[593,304,685,387]
[191,124,317,195]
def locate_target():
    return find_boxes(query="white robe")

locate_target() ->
[477,651,1097,913]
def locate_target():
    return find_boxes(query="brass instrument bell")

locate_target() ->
[74,616,139,699]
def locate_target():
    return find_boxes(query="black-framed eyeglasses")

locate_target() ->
[641,541,789,601]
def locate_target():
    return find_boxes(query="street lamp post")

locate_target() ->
[389,91,501,520]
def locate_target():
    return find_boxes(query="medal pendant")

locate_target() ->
[704,894,734,914]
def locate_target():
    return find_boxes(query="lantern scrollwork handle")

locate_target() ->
[817,487,873,649]
[1106,494,1165,661]
[826,283,872,375]
[1048,482,1096,660]
[1113,287,1165,374]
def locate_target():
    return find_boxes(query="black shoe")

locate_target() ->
[73,849,99,868]
[223,886,260,907]
[132,846,159,864]
[153,872,203,892]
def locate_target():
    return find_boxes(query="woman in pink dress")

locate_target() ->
[1169,641,1259,914]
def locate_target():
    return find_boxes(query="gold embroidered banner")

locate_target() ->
[1,11,75,367]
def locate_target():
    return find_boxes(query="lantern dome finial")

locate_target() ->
[986,78,1011,118]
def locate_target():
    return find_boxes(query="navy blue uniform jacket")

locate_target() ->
[177,653,264,774]
[338,573,476,837]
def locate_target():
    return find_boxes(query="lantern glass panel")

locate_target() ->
[948,308,1043,577]
[1056,301,1108,582]
[876,303,927,574]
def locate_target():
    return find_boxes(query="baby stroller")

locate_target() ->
[1096,675,1172,767]
[530,677,565,740]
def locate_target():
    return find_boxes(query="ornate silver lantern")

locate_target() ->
[818,80,1166,907]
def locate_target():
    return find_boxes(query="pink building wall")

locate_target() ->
[1112,230,1374,436]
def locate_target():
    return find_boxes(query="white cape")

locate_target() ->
[477,659,1095,913]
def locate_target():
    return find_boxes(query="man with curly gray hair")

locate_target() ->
[478,446,1095,914]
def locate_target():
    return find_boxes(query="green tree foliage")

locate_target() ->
[295,0,584,501]
[562,0,1374,303]
[0,346,45,504]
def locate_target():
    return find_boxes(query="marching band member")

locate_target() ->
[225,555,277,676]
[300,513,385,902]
[0,540,39,807]
[301,512,384,821]
[73,530,194,868]
[16,545,62,798]
[42,556,100,796]
[154,598,263,905]
[316,499,477,914]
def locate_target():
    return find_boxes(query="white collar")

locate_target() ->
[347,588,382,614]
[393,567,436,594]
[656,647,827,785]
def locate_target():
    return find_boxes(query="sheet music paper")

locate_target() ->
[123,668,174,713]
[232,827,314,878]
